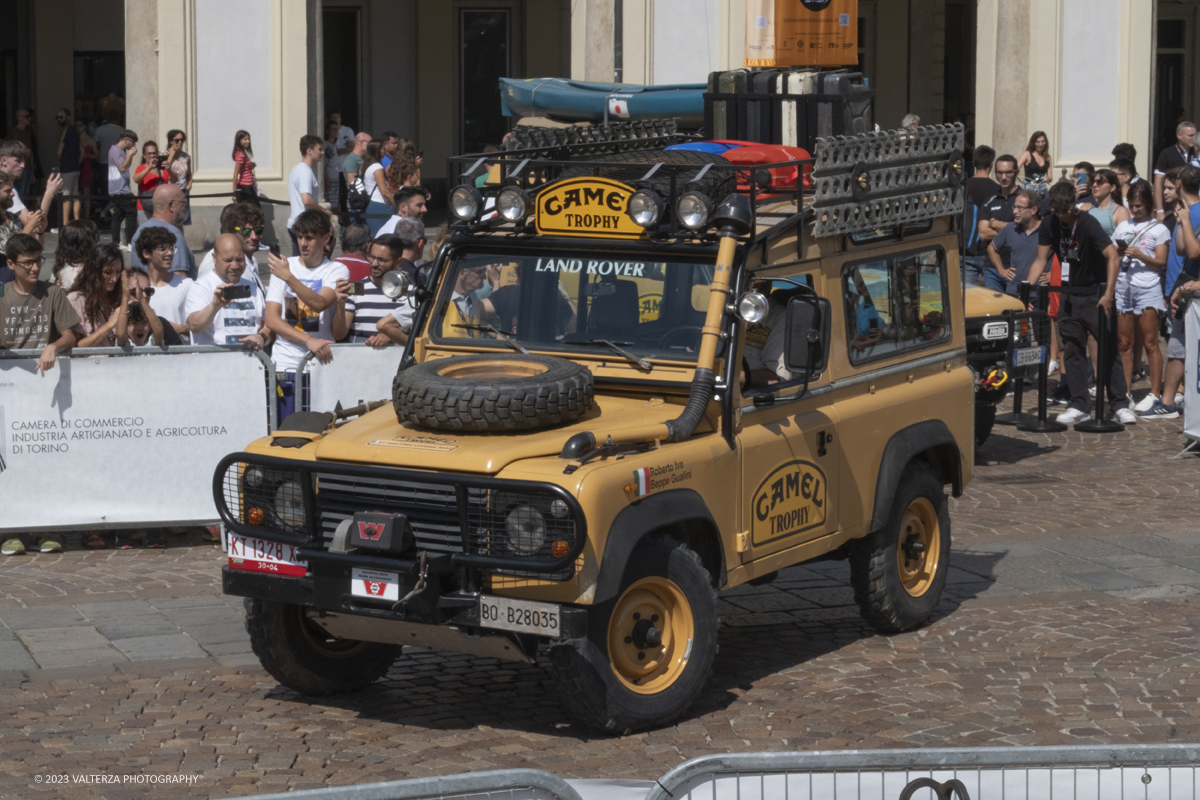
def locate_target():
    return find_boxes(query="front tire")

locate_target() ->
[850,461,951,633]
[548,537,718,734]
[244,599,399,695]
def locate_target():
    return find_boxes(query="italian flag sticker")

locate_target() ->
[633,467,651,496]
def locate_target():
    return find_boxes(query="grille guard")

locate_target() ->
[212,452,588,575]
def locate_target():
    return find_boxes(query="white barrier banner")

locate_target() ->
[1187,301,1200,441]
[305,345,402,412]
[0,351,269,530]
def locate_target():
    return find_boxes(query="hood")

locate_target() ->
[964,285,1023,317]
[312,393,708,474]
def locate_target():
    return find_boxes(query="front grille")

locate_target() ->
[317,472,483,555]
[314,471,580,577]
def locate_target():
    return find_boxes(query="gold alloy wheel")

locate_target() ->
[896,496,941,597]
[296,607,372,658]
[606,576,694,694]
[435,359,550,380]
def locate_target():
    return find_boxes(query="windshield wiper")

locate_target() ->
[573,339,653,371]
[451,324,530,355]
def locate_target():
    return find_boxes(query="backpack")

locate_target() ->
[346,174,370,212]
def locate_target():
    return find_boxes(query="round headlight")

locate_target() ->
[244,467,265,488]
[677,191,713,230]
[496,186,530,223]
[273,480,305,529]
[505,504,547,554]
[737,291,769,324]
[549,498,569,519]
[627,190,664,228]
[450,185,482,221]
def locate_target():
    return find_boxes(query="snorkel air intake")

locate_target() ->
[559,193,750,459]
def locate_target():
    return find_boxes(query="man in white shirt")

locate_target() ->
[329,110,355,156]
[186,234,271,349]
[197,202,266,286]
[377,186,429,236]
[265,209,349,420]
[287,134,331,256]
[136,224,193,341]
[0,139,58,239]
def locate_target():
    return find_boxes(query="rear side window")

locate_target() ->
[842,247,949,365]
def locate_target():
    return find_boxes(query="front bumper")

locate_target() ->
[222,563,588,639]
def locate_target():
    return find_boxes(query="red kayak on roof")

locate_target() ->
[667,141,813,192]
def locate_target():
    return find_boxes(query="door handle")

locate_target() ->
[818,430,833,456]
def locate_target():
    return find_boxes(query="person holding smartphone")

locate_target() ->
[185,233,271,348]
[133,141,170,225]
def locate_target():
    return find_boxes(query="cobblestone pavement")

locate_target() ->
[3,402,1200,798]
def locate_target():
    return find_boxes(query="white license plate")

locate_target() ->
[1012,346,1046,367]
[227,535,308,577]
[479,595,561,636]
[351,568,401,601]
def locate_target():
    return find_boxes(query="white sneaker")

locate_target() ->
[1133,394,1159,412]
[1115,407,1138,424]
[1175,393,1185,408]
[1047,359,1059,376]
[1056,408,1091,424]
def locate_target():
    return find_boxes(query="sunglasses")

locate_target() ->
[233,225,264,236]
[130,286,155,297]
[171,137,185,143]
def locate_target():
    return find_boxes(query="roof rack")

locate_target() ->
[446,123,964,248]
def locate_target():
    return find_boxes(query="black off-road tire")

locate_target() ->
[392,353,594,432]
[849,461,951,634]
[244,599,399,695]
[547,536,718,734]
[975,402,996,447]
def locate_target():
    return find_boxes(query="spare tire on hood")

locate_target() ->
[392,353,594,432]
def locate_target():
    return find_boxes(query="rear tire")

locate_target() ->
[547,536,718,734]
[850,461,950,633]
[244,599,399,695]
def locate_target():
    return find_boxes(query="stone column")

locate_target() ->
[124,0,159,146]
[989,0,1030,159]
[584,0,616,82]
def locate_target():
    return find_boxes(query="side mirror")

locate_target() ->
[784,296,831,375]
[380,269,412,299]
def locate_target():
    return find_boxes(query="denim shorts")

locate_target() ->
[1115,276,1166,315]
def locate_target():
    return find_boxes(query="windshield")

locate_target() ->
[428,251,717,361]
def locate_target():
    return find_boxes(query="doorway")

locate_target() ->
[324,6,363,131]
[1155,7,1194,157]
[459,7,513,155]
[74,52,124,125]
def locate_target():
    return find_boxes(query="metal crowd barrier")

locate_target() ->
[229,744,1200,800]
[645,745,1200,800]
[230,768,586,800]
[0,344,278,430]
[0,345,277,533]
[297,341,402,413]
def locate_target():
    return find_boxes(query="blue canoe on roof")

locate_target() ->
[499,78,705,127]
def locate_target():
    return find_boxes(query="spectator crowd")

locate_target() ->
[963,125,1200,426]
[0,109,432,556]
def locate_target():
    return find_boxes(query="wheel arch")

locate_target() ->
[594,489,725,604]
[869,420,963,532]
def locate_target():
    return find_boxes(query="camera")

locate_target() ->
[223,284,252,301]
[348,281,366,296]
[268,243,281,258]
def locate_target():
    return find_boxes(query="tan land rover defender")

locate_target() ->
[214,125,977,734]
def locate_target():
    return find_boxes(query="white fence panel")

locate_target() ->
[1186,301,1200,441]
[302,344,402,413]
[0,349,270,531]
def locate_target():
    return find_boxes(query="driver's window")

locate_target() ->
[742,273,816,393]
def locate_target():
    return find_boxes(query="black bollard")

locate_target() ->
[1075,286,1123,433]
[996,283,1037,426]
[1018,283,1067,433]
